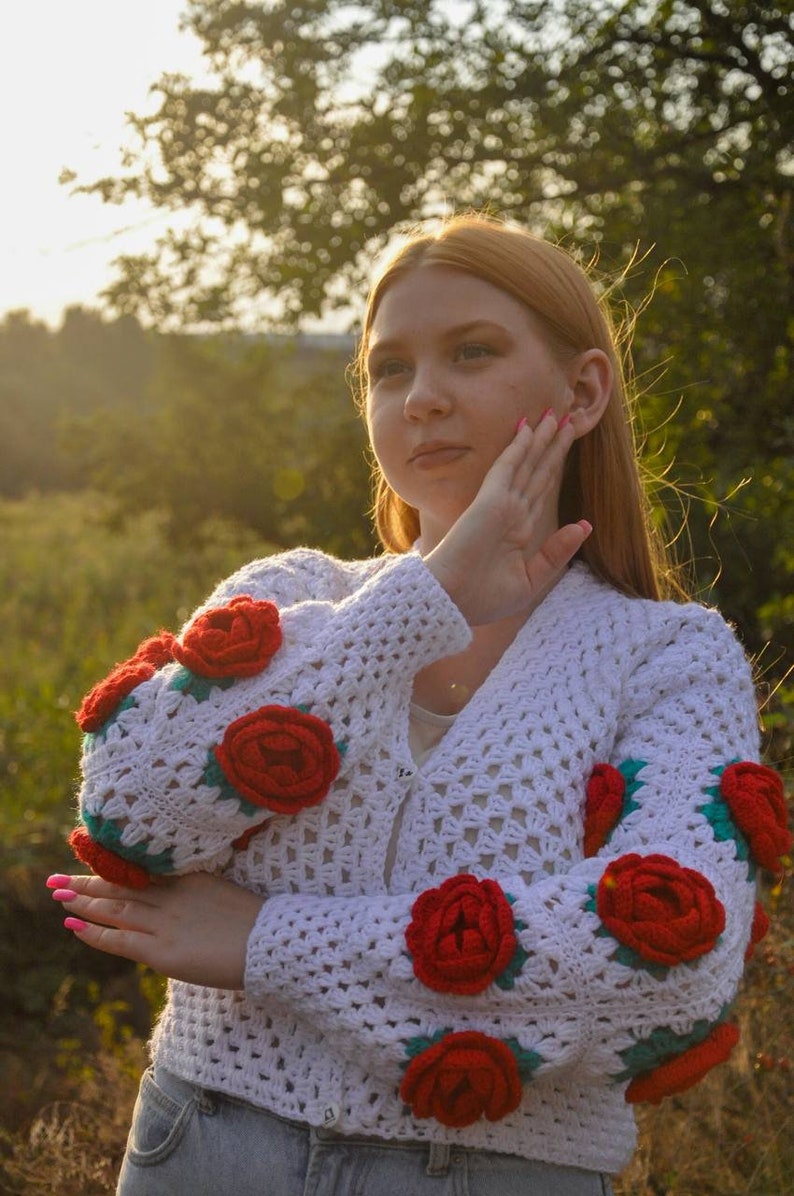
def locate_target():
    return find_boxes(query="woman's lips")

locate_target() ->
[410,445,468,468]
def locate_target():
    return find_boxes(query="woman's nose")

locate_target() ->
[403,366,452,421]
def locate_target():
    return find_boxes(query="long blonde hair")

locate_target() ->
[352,214,680,601]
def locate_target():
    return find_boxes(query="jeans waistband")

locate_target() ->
[154,1064,454,1177]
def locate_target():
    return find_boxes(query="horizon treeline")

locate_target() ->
[2,301,792,694]
[0,305,373,558]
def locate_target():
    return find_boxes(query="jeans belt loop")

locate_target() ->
[426,1141,451,1176]
[193,1085,219,1115]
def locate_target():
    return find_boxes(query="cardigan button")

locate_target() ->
[321,1102,340,1128]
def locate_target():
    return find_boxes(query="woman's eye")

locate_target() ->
[455,342,493,362]
[370,358,407,381]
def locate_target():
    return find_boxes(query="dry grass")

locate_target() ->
[3,920,790,1196]
[1,494,789,1193]
[615,888,794,1196]
[2,804,789,1195]
[0,1047,143,1196]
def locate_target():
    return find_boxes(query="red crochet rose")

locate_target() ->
[133,630,177,668]
[406,875,517,994]
[584,763,626,857]
[76,630,176,733]
[76,659,155,732]
[596,853,725,967]
[719,762,791,873]
[400,1031,522,1127]
[68,828,151,889]
[744,901,771,961]
[625,1022,740,1105]
[214,705,340,814]
[174,596,282,679]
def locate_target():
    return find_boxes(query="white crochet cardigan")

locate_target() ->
[77,550,761,1174]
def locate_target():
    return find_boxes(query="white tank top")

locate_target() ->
[408,701,458,766]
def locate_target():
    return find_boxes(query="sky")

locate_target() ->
[0,1,206,326]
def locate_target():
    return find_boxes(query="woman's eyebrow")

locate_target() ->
[367,319,509,362]
[444,319,510,338]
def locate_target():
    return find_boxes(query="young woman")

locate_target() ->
[47,215,789,1195]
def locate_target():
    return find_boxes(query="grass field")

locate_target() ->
[1,493,790,1194]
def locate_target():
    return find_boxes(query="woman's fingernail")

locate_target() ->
[46,874,72,888]
[541,407,555,421]
[579,519,593,536]
[514,416,528,433]
[558,413,572,429]
[64,917,89,933]
[52,889,78,902]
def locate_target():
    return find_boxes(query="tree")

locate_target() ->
[78,0,792,486]
[0,308,156,497]
[0,311,57,495]
[69,333,374,557]
[81,1,791,327]
[74,0,793,662]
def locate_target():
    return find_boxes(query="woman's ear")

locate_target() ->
[564,349,613,437]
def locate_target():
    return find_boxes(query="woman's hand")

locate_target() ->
[424,410,590,625]
[47,872,264,990]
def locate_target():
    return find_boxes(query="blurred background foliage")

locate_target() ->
[1,1,792,1191]
[53,0,794,683]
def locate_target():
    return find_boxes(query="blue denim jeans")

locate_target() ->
[117,1065,614,1196]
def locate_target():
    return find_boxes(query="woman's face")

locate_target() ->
[365,265,575,544]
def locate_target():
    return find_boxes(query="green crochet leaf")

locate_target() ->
[403,1028,450,1063]
[82,810,175,875]
[495,942,530,991]
[698,765,755,880]
[202,751,263,817]
[699,798,749,857]
[504,1039,543,1082]
[618,758,648,788]
[611,943,670,979]
[169,666,235,702]
[617,758,647,818]
[612,1008,731,1081]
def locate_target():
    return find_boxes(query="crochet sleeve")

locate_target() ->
[243,606,789,1120]
[71,551,471,884]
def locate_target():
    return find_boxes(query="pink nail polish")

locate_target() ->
[52,889,78,902]
[64,917,89,932]
[514,416,528,434]
[579,519,593,535]
[46,874,72,888]
[558,413,572,429]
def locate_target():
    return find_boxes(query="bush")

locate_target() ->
[1,491,791,1194]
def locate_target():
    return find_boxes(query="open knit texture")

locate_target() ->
[73,550,775,1174]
